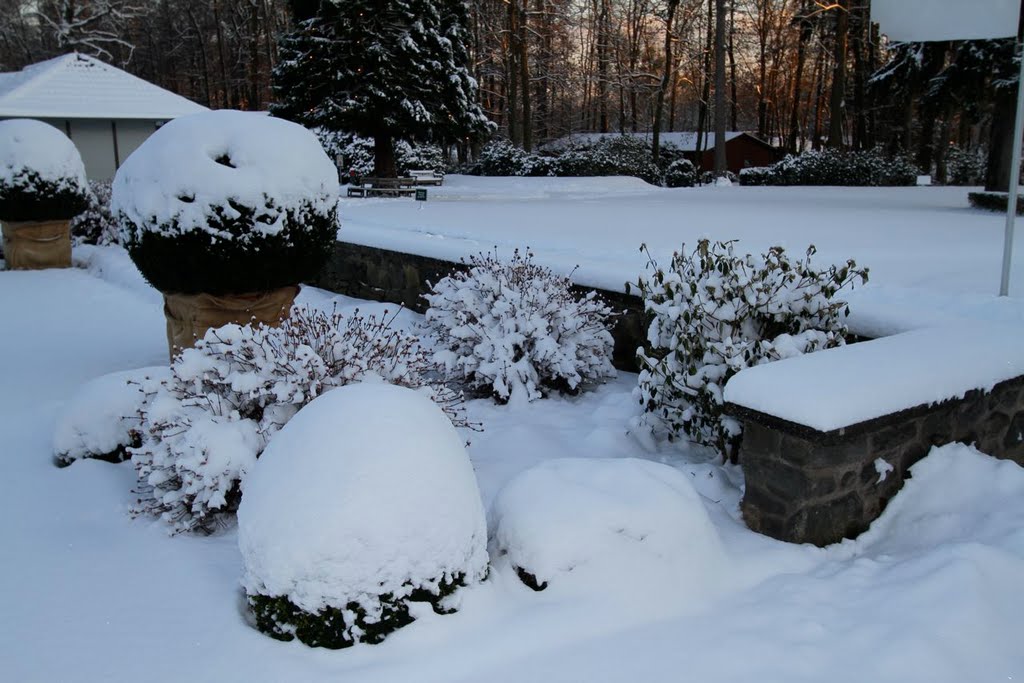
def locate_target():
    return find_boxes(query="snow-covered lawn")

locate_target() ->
[3,179,1024,681]
[341,175,1024,336]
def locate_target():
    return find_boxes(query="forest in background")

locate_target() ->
[0,1,1020,186]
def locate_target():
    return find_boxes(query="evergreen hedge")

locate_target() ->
[739,148,918,187]
[122,202,336,295]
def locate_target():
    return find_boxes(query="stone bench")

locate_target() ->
[723,324,1024,546]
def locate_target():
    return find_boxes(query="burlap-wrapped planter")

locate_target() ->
[163,285,299,360]
[1,219,72,270]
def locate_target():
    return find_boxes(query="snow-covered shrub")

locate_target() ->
[521,153,557,177]
[630,239,868,461]
[699,170,738,186]
[311,126,346,162]
[239,383,488,649]
[664,159,697,188]
[0,119,90,221]
[737,166,774,186]
[946,146,986,186]
[53,367,171,467]
[70,180,119,246]
[493,458,725,603]
[112,110,337,296]
[338,135,375,179]
[552,136,663,185]
[424,250,617,403]
[396,140,447,174]
[738,148,918,187]
[131,305,467,534]
[477,139,530,176]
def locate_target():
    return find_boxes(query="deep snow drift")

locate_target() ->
[3,190,1024,682]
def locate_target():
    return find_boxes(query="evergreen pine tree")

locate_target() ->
[270,0,492,177]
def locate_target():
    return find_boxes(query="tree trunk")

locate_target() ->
[696,0,713,156]
[374,133,396,178]
[787,6,811,154]
[827,0,848,149]
[652,0,680,164]
[714,0,727,175]
[518,1,532,151]
[729,0,737,131]
[507,0,520,145]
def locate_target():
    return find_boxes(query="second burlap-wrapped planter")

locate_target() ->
[163,285,299,360]
[1,219,72,270]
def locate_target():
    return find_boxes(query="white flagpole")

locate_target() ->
[1000,39,1024,296]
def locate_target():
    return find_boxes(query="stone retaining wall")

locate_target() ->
[310,241,647,371]
[727,377,1024,546]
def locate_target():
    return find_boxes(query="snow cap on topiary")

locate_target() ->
[113,110,336,238]
[0,118,90,221]
[238,382,488,619]
[492,457,726,608]
[111,110,339,295]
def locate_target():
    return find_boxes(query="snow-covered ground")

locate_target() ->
[3,180,1024,682]
[340,175,1024,335]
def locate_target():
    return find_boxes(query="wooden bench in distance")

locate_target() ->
[722,324,1024,546]
[346,177,418,198]
[408,169,444,186]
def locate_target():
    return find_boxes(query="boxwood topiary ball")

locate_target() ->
[0,119,90,222]
[111,110,338,295]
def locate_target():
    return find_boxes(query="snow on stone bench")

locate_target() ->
[722,323,1024,547]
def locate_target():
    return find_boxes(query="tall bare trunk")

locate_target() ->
[787,5,812,153]
[714,0,727,175]
[696,0,713,155]
[652,0,680,163]
[827,0,848,149]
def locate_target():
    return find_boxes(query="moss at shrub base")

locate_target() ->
[968,191,1024,215]
[248,574,467,649]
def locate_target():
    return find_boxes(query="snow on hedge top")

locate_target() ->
[112,110,337,239]
[492,458,726,608]
[237,382,488,615]
[0,118,87,194]
[724,322,1024,432]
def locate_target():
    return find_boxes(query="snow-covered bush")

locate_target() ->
[0,119,90,221]
[336,136,448,179]
[699,170,738,186]
[552,136,663,185]
[946,146,986,186]
[424,250,617,403]
[70,180,119,246]
[131,306,467,534]
[396,140,447,174]
[53,367,171,467]
[337,135,375,179]
[664,159,697,188]
[239,383,488,649]
[477,139,530,176]
[493,458,725,603]
[738,148,918,187]
[112,110,337,295]
[630,240,868,461]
